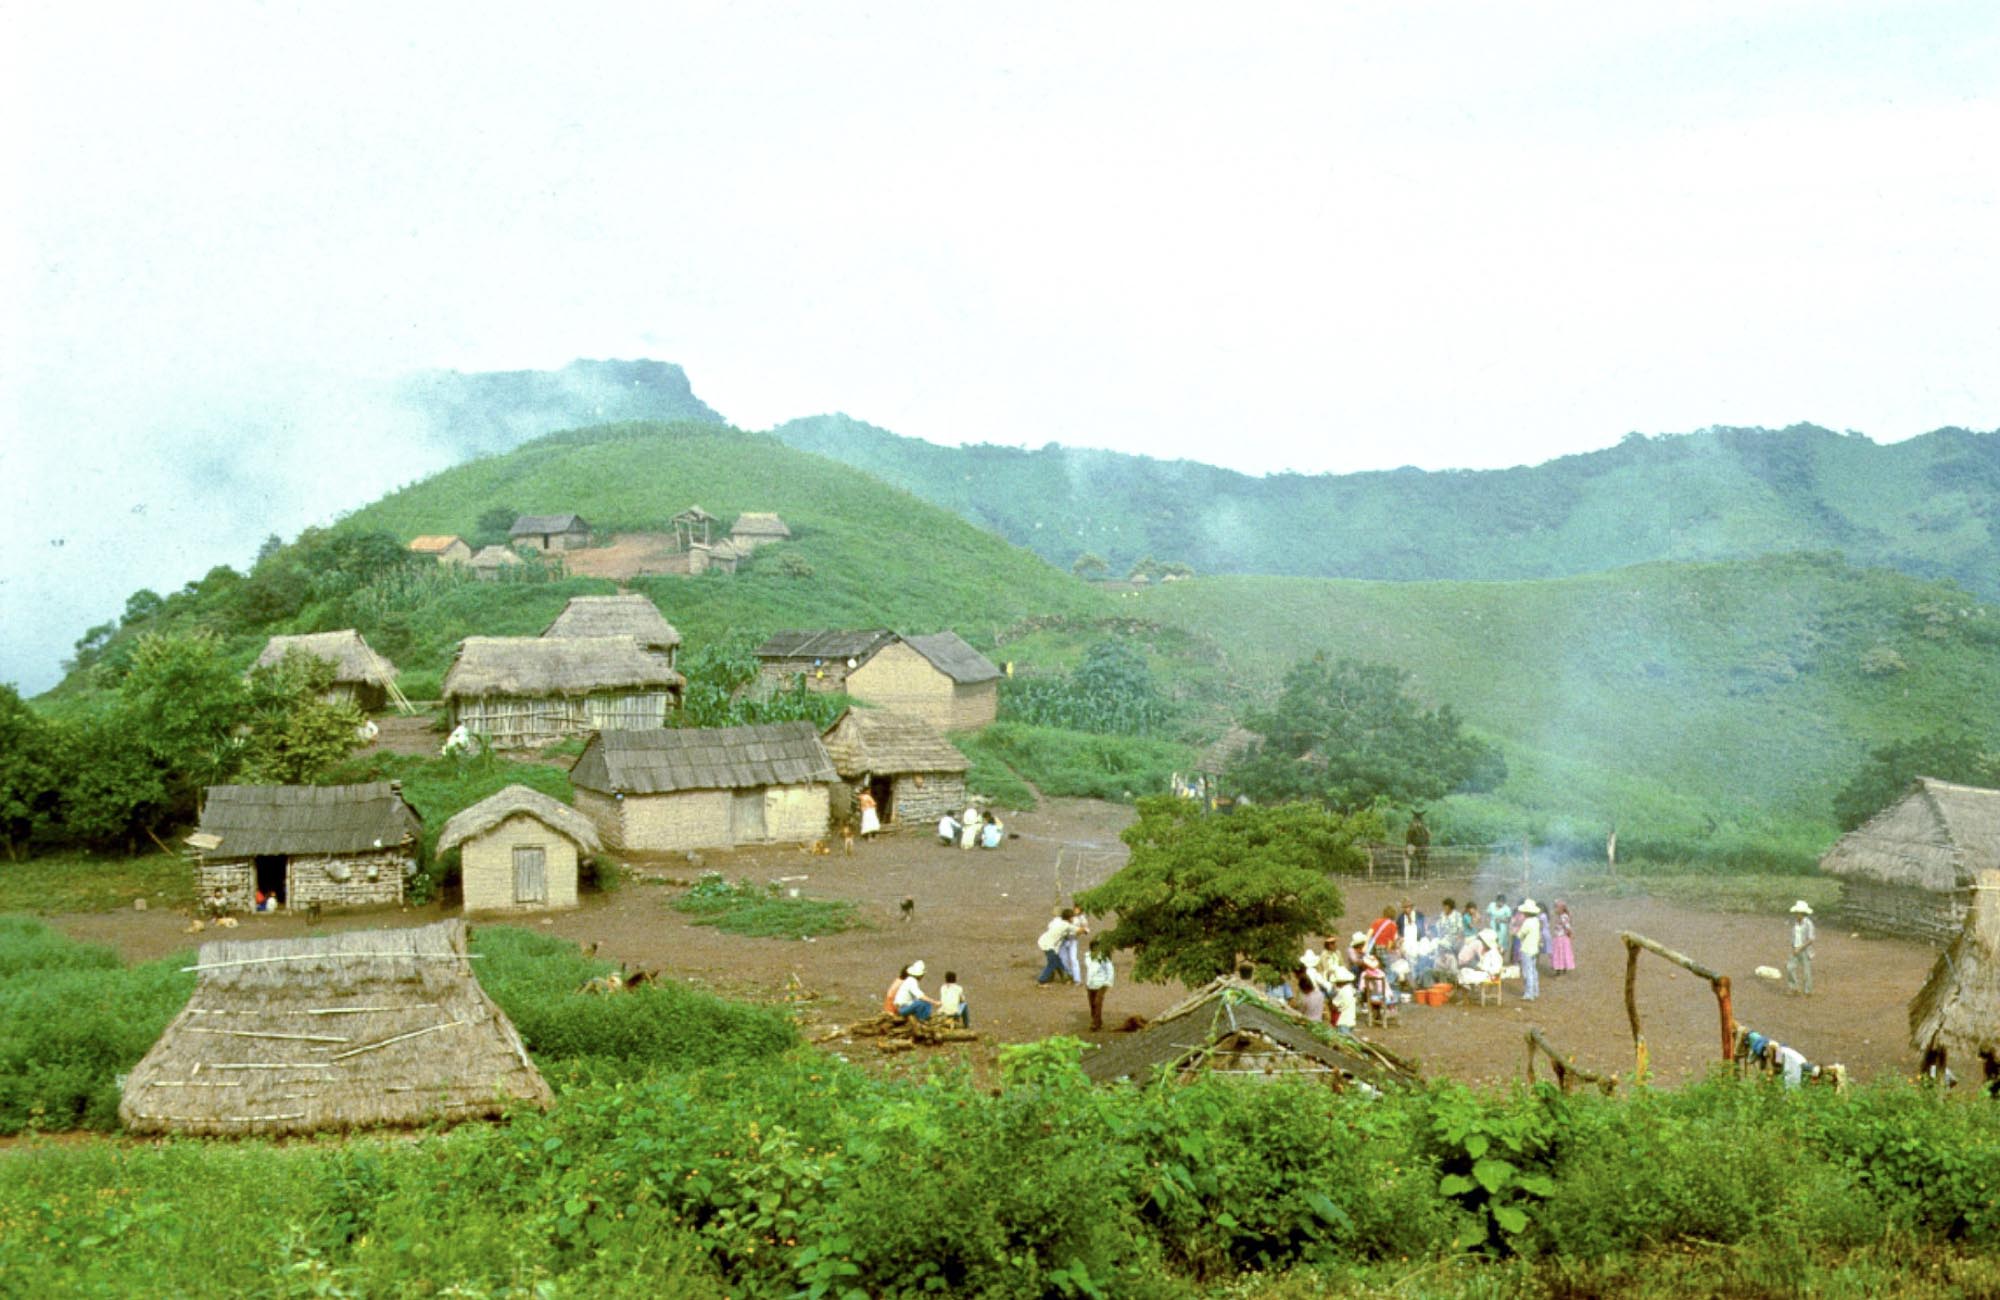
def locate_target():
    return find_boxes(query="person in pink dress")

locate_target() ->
[1548,899,1576,976]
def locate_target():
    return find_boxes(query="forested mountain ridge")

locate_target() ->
[770,413,2000,597]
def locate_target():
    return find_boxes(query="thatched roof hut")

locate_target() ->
[1197,726,1264,777]
[730,511,792,547]
[543,594,682,663]
[437,784,602,859]
[570,722,838,851]
[120,919,550,1136]
[443,636,684,746]
[1909,871,2000,1070]
[688,537,741,575]
[820,707,969,826]
[253,629,399,711]
[1821,778,2000,942]
[1080,980,1418,1091]
[189,782,424,914]
[468,544,525,579]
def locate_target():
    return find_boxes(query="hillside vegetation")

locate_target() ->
[773,414,2000,598]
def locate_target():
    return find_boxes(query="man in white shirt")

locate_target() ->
[1036,909,1076,984]
[1786,901,1816,996]
[1084,944,1115,1030]
[1516,900,1544,1001]
[894,959,937,1021]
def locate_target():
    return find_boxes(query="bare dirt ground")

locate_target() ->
[50,797,1938,1089]
[561,533,690,580]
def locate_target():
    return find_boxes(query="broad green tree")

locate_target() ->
[1833,730,2000,830]
[120,631,246,812]
[0,687,60,859]
[1078,796,1368,986]
[237,653,368,785]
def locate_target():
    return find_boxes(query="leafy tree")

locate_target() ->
[0,687,61,859]
[120,589,166,627]
[1233,655,1506,812]
[1078,796,1369,986]
[52,713,172,850]
[237,653,367,785]
[1833,730,2000,831]
[65,622,117,675]
[1128,555,1163,582]
[674,635,846,731]
[119,631,247,815]
[1072,552,1108,579]
[473,506,519,548]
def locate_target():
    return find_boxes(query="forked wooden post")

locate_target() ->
[1620,930,1737,1083]
[1524,1026,1617,1095]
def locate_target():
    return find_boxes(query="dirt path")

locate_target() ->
[48,798,1938,1088]
[561,533,689,580]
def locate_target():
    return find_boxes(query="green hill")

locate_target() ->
[771,414,2000,599]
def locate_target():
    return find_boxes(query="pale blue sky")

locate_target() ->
[3,2,1996,690]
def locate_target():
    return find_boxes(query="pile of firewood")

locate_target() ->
[840,1013,979,1052]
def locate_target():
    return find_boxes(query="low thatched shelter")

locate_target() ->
[820,707,969,826]
[468,544,525,580]
[1080,981,1418,1092]
[443,636,684,747]
[409,535,472,564]
[730,511,792,549]
[1909,870,2000,1074]
[119,919,550,1137]
[671,504,717,551]
[510,513,592,552]
[253,629,399,712]
[437,785,601,913]
[1820,778,2000,943]
[543,594,682,666]
[687,537,741,575]
[189,783,422,914]
[571,722,838,852]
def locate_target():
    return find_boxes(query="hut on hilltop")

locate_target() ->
[443,636,684,747]
[1820,778,2000,943]
[1081,981,1418,1091]
[409,534,472,564]
[1908,870,2000,1076]
[571,722,838,852]
[437,784,600,913]
[468,544,525,580]
[509,513,592,553]
[820,707,969,826]
[188,783,423,914]
[671,505,717,551]
[542,594,682,666]
[730,511,792,549]
[119,919,551,1137]
[687,537,741,575]
[253,629,399,712]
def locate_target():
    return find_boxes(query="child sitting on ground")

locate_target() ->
[937,972,969,1028]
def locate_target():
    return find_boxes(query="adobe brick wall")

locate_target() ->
[460,812,581,912]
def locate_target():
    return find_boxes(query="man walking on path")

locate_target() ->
[1084,943,1115,1031]
[1786,900,1816,996]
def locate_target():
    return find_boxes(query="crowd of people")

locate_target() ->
[937,804,1005,850]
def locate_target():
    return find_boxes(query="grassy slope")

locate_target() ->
[1125,554,2000,858]
[772,416,2000,598]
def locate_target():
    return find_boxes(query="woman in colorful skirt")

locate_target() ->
[1548,899,1576,976]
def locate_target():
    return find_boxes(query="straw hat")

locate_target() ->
[1331,965,1356,984]
[1301,950,1321,969]
[1351,931,1368,945]
[1518,899,1542,915]
[1790,901,1813,915]
[908,960,926,976]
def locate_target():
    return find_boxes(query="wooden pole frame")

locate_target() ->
[1619,930,1735,1083]
[1523,1026,1618,1095]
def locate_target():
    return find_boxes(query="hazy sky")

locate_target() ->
[4,2,1996,691]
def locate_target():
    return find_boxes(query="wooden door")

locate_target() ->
[731,791,767,843]
[513,845,547,904]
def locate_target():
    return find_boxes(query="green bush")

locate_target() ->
[669,873,862,938]
[957,722,1197,803]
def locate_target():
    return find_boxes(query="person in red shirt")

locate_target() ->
[1366,907,1399,955]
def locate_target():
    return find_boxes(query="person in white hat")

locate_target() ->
[893,960,937,1021]
[1329,964,1359,1034]
[1786,901,1816,996]
[1300,948,1332,994]
[1516,900,1544,1001]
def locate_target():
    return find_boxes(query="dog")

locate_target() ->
[1754,965,1784,983]
[305,901,323,926]
[900,897,915,923]
[842,825,856,856]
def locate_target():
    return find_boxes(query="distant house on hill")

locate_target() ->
[820,707,970,827]
[408,535,472,565]
[509,513,592,553]
[442,636,684,747]
[467,544,525,580]
[120,919,550,1137]
[1820,777,2000,944]
[1197,726,1264,779]
[754,629,1000,730]
[687,537,741,575]
[436,784,600,914]
[253,629,399,712]
[570,722,838,852]
[542,594,682,667]
[730,512,792,549]
[186,782,423,914]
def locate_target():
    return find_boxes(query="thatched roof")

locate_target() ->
[903,632,1001,684]
[436,784,602,857]
[571,722,837,795]
[193,783,422,859]
[820,708,969,778]
[1909,871,2000,1060]
[511,513,589,536]
[409,534,466,554]
[1198,725,1263,775]
[443,636,684,700]
[468,544,524,569]
[1080,981,1418,1090]
[756,629,897,663]
[673,505,717,524]
[732,511,792,539]
[1820,778,2000,893]
[119,919,550,1137]
[254,630,398,687]
[542,594,681,650]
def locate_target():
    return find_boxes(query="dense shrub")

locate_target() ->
[956,722,1196,802]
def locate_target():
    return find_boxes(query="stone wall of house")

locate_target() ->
[757,658,851,694]
[889,772,965,824]
[461,811,581,912]
[289,849,416,910]
[847,643,954,728]
[195,860,257,913]
[1831,879,1965,946]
